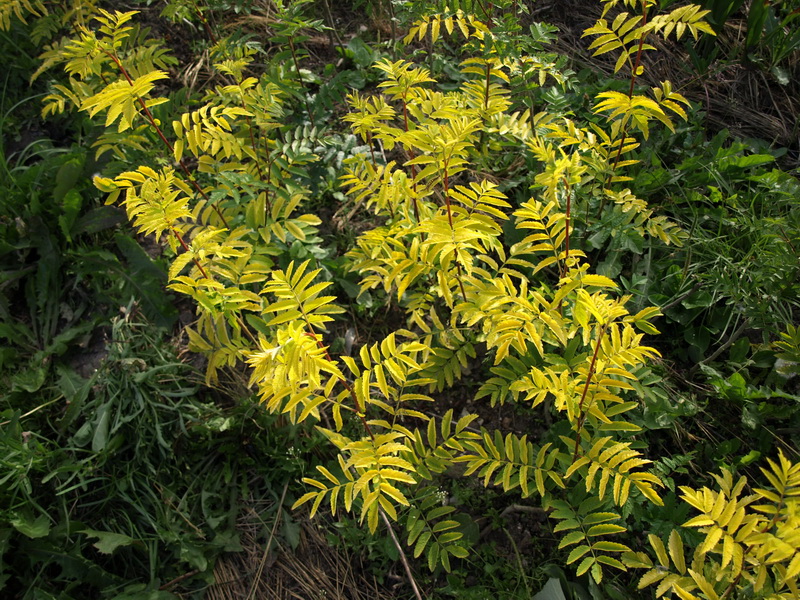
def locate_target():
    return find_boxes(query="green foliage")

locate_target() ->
[405,488,470,572]
[624,128,800,430]
[1,307,311,597]
[548,494,632,582]
[0,136,175,394]
[697,0,800,84]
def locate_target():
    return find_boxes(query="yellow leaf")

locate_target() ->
[669,529,686,574]
[649,533,669,568]
[699,526,723,555]
[688,569,720,600]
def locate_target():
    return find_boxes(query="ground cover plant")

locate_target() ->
[1,0,798,598]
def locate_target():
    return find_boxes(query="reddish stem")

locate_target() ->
[160,569,201,591]
[443,160,468,301]
[719,487,788,600]
[171,227,209,280]
[263,136,273,215]
[402,95,421,222]
[597,3,650,221]
[572,323,608,462]
[303,331,374,440]
[443,159,454,229]
[474,0,492,24]
[367,131,376,166]
[173,226,258,344]
[245,115,265,182]
[564,178,571,274]
[484,61,491,110]
[555,180,571,315]
[103,51,230,229]
[288,38,314,127]
[609,3,649,180]
[194,3,217,45]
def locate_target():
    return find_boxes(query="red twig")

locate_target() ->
[572,323,608,462]
[402,95,421,222]
[609,3,649,180]
[443,159,468,301]
[301,330,374,441]
[103,51,230,229]
[171,227,209,280]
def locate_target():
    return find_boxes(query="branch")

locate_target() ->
[380,509,426,600]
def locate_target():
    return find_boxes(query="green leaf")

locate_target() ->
[180,540,208,571]
[567,545,591,564]
[558,531,586,548]
[592,541,631,552]
[82,529,136,554]
[10,512,50,539]
[92,403,111,452]
[111,583,180,599]
[11,367,47,393]
[681,290,713,309]
[587,519,628,534]
[114,233,176,327]
[576,556,595,576]
[73,206,126,235]
[532,578,569,600]
[53,157,83,203]
[58,188,83,241]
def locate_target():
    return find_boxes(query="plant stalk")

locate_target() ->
[442,159,468,301]
[564,178,571,277]
[288,38,315,127]
[300,328,374,441]
[381,510,426,600]
[402,94,421,222]
[604,2,650,192]
[171,227,209,280]
[103,51,230,229]
[573,322,608,462]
